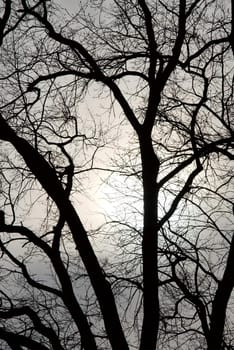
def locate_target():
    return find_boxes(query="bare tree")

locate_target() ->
[0,0,233,349]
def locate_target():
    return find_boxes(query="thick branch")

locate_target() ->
[139,134,160,350]
[0,114,128,350]
[0,236,61,297]
[231,0,234,55]
[0,0,11,45]
[0,306,63,350]
[0,328,50,350]
[158,163,203,228]
[143,0,186,132]
[0,223,97,350]
[207,233,234,350]
[159,0,186,86]
[22,0,140,134]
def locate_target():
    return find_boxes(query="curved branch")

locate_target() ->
[0,114,129,350]
[0,327,50,350]
[0,306,63,350]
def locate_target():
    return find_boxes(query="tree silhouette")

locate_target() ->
[0,1,233,349]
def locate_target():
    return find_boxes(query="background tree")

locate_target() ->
[0,0,233,349]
